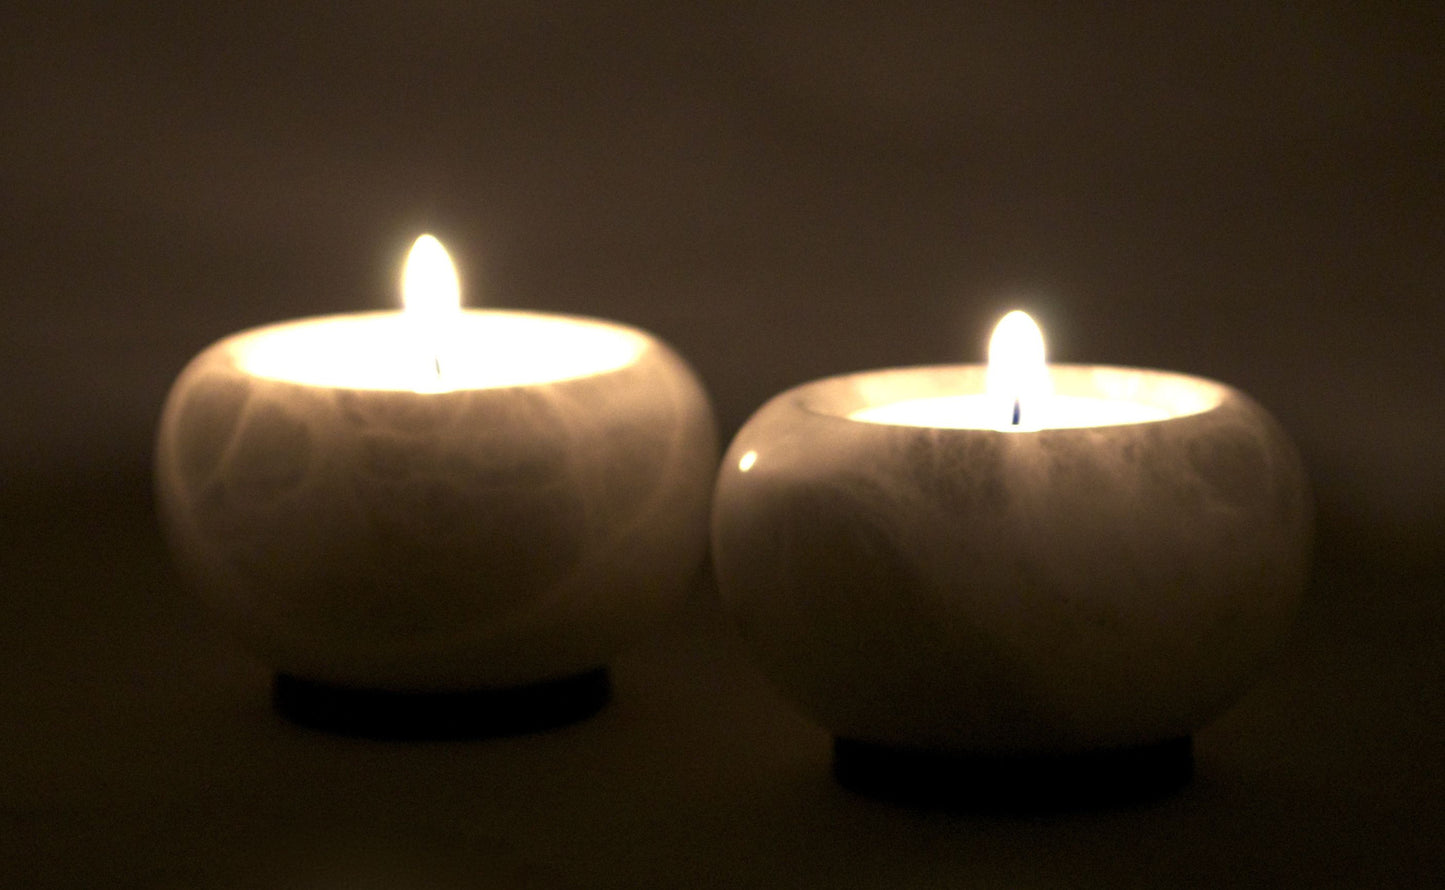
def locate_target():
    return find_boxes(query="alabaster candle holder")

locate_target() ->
[712,314,1311,802]
[155,237,716,735]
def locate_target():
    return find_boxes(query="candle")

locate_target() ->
[155,236,717,700]
[711,310,1312,781]
[850,312,1173,429]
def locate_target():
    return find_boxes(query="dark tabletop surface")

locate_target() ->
[2,3,1441,886]
[2,474,1441,888]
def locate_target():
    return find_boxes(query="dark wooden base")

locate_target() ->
[272,668,610,741]
[833,735,1193,811]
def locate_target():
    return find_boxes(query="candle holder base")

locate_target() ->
[272,668,610,740]
[832,735,1192,811]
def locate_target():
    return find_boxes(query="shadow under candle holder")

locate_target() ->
[272,668,611,741]
[832,735,1194,812]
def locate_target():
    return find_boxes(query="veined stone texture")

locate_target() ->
[712,365,1312,755]
[156,313,717,691]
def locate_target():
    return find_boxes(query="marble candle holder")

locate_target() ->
[156,310,716,719]
[712,363,1312,788]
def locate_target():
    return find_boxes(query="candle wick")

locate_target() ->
[434,355,442,377]
[1011,397,1021,426]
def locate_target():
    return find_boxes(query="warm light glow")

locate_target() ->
[738,450,758,472]
[985,310,1052,430]
[402,234,462,319]
[234,312,647,391]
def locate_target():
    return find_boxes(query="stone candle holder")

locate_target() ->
[156,308,716,736]
[712,363,1312,803]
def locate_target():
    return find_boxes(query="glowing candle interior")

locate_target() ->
[850,310,1173,430]
[235,313,647,391]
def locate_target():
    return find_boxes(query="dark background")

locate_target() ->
[2,3,1441,886]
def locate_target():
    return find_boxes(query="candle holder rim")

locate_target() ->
[772,362,1240,430]
[212,306,658,347]
[177,308,680,394]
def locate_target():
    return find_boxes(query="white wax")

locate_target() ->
[233,311,647,392]
[849,393,1171,430]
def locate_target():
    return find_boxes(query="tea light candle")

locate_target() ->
[155,236,717,698]
[712,311,1311,773]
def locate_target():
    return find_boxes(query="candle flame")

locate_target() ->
[985,310,1052,430]
[401,234,462,390]
[402,234,461,318]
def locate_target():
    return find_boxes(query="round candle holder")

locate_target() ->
[156,309,716,729]
[712,364,1311,796]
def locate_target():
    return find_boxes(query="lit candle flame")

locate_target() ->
[401,234,461,388]
[403,234,461,318]
[985,310,1052,430]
